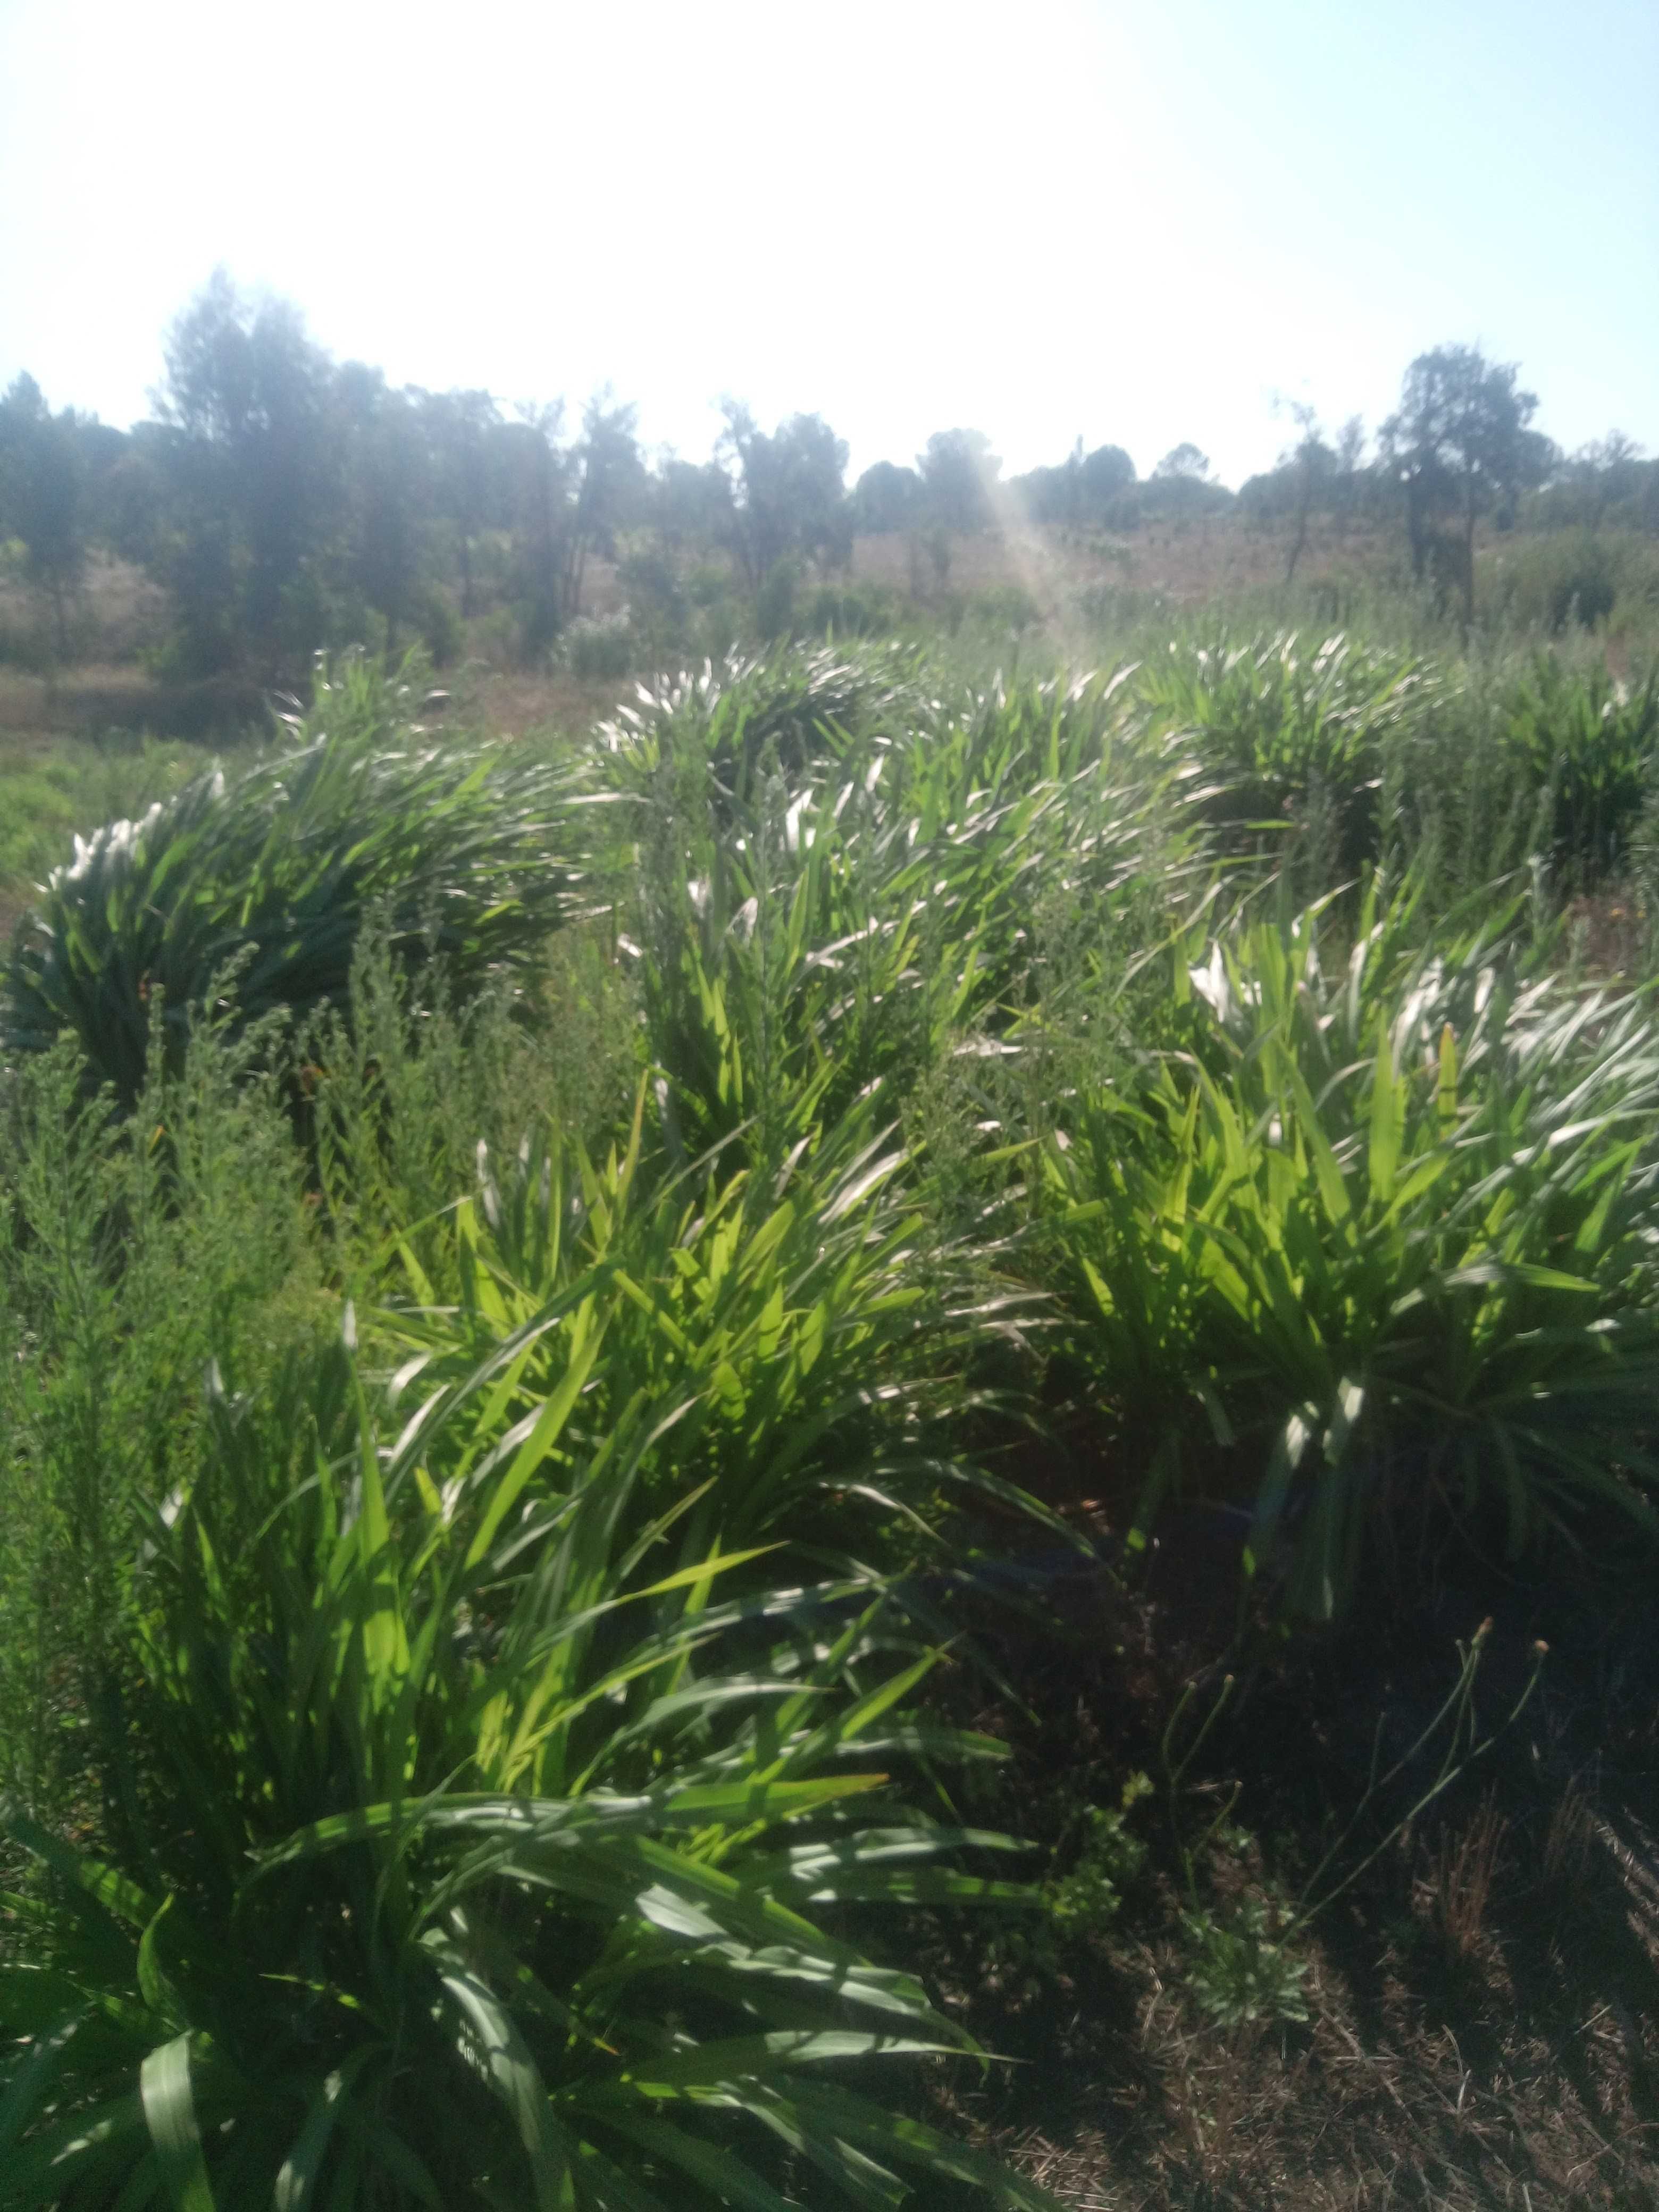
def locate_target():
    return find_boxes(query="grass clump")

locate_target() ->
[0,1328,1057,2211]
[2,655,592,1104]
[1040,877,1659,1616]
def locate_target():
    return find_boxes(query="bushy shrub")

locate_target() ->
[0,1021,322,1819]
[613,656,1189,1168]
[801,577,903,638]
[416,584,464,667]
[953,583,1043,634]
[597,643,921,807]
[562,610,636,680]
[1485,529,1659,636]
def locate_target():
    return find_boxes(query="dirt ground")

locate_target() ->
[910,1494,1659,2211]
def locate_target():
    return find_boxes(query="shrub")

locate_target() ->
[563,612,636,681]
[801,579,903,639]
[367,1087,1049,1589]
[616,658,1188,1164]
[1484,529,1659,636]
[0,1021,322,1819]
[597,643,921,808]
[959,584,1043,634]
[2,655,590,1104]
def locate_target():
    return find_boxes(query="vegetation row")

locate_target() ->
[4,274,1657,689]
[3,632,1659,2206]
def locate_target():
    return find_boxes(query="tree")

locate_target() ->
[561,394,646,621]
[0,374,88,656]
[1333,415,1367,533]
[505,402,571,657]
[1276,402,1335,584]
[421,388,502,616]
[1011,440,1134,527]
[717,404,850,587]
[150,271,341,674]
[1379,343,1545,627]
[1570,431,1646,531]
[852,459,923,535]
[654,455,735,558]
[336,366,432,653]
[1153,442,1212,481]
[917,429,1000,533]
[1079,441,1135,510]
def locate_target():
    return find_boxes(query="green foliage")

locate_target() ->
[1499,652,1659,892]
[0,374,89,658]
[563,611,637,680]
[366,1086,1042,1589]
[0,1019,321,1818]
[1178,1899,1311,2028]
[1136,630,1442,886]
[0,1333,1058,2211]
[801,579,904,639]
[617,657,1187,1168]
[1041,1775,1152,1944]
[12,610,1659,2206]
[600,644,920,806]
[302,928,635,1282]
[2,657,589,1103]
[942,585,1043,637]
[1043,879,1659,1616]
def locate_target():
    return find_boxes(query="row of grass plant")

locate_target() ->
[4,636,1659,2205]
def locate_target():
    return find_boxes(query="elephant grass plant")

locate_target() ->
[2,655,595,1105]
[1041,874,1659,1617]
[0,1311,1061,2212]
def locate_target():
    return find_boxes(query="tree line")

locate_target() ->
[2,273,1655,678]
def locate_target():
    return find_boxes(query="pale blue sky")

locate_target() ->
[2,0,1654,485]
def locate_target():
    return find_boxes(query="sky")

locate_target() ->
[1,0,1655,488]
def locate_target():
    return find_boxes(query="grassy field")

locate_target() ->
[3,611,1659,2208]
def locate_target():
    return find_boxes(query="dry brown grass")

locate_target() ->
[0,552,168,666]
[902,1528,1659,2212]
[849,517,1404,624]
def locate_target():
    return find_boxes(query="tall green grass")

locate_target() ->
[3,657,593,1103]
[1040,879,1659,1615]
[6,627,1659,2206]
[0,1328,1057,2210]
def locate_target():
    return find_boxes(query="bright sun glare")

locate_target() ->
[2,0,1655,479]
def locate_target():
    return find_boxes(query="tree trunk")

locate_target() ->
[1285,493,1311,584]
[1406,480,1430,581]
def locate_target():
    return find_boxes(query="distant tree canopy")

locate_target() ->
[917,429,1001,533]
[718,404,852,585]
[852,460,924,535]
[1154,442,1212,481]
[5,282,1652,675]
[1010,440,1136,527]
[0,373,91,653]
[1380,343,1553,623]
